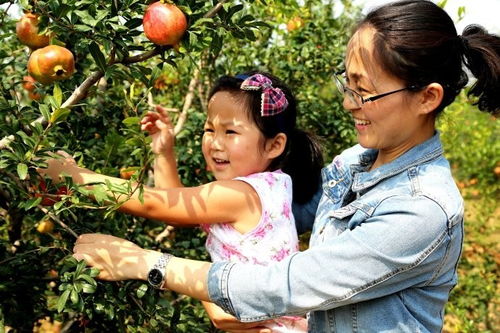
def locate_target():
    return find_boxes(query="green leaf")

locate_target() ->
[89,267,100,277]
[57,289,71,313]
[50,108,71,123]
[78,273,97,286]
[23,197,42,210]
[17,163,28,180]
[39,104,51,121]
[70,288,79,304]
[89,42,107,72]
[136,283,148,298]
[122,117,140,127]
[81,283,96,294]
[53,84,62,107]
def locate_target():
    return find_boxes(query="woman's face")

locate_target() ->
[343,26,435,165]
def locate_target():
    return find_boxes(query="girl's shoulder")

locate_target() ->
[235,170,292,192]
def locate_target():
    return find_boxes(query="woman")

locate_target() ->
[71,1,499,332]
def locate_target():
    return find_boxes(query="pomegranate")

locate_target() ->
[286,16,304,32]
[22,75,37,92]
[16,13,51,49]
[22,76,43,100]
[27,45,75,85]
[143,2,187,46]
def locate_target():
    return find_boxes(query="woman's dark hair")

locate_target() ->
[208,71,323,204]
[359,0,500,114]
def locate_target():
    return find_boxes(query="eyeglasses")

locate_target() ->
[334,71,418,108]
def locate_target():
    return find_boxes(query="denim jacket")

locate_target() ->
[208,133,464,332]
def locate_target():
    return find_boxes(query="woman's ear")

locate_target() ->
[419,83,444,114]
[265,133,287,159]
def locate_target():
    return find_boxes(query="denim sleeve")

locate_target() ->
[207,195,459,321]
[292,184,322,234]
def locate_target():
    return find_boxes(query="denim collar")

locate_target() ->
[351,132,443,191]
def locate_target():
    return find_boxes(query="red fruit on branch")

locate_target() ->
[27,45,75,85]
[16,13,51,49]
[143,2,187,46]
[22,75,43,100]
[34,179,69,206]
[22,75,37,92]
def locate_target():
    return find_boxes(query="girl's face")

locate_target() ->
[202,91,274,181]
[344,26,435,166]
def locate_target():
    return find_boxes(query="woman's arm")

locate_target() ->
[38,153,261,227]
[73,234,273,332]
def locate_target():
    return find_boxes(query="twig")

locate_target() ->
[147,92,179,112]
[203,0,229,18]
[174,68,200,135]
[38,205,79,238]
[155,225,175,243]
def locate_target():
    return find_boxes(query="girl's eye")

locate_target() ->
[203,128,214,133]
[226,129,237,134]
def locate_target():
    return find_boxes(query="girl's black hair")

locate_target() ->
[208,71,323,204]
[360,0,500,114]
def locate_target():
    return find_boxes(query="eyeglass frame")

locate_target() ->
[333,71,420,107]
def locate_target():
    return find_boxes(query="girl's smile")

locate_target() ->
[202,90,275,181]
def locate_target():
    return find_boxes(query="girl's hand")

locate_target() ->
[73,233,158,281]
[37,151,80,182]
[203,301,274,333]
[140,105,175,156]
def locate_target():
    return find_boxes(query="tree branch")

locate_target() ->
[174,68,200,135]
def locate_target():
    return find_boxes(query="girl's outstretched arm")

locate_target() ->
[38,152,261,229]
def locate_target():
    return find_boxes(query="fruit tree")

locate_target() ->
[0,0,358,331]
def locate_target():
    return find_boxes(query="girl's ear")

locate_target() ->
[419,83,444,114]
[265,133,287,159]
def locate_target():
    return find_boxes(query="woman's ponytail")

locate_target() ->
[281,129,323,204]
[461,25,500,114]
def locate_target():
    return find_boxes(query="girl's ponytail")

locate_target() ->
[282,128,323,204]
[461,25,500,114]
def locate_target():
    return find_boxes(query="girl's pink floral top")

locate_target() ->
[201,170,307,332]
[201,170,299,265]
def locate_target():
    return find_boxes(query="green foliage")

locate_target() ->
[0,0,357,330]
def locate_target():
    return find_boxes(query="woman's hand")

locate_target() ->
[140,105,175,156]
[73,233,158,281]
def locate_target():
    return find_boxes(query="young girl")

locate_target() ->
[40,72,323,332]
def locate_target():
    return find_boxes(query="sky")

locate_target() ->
[356,0,500,34]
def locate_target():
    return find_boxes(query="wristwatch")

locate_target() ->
[147,253,172,289]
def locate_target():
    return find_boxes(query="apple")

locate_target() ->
[28,45,75,85]
[16,13,51,49]
[143,2,187,46]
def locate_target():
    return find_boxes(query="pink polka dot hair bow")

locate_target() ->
[240,74,289,116]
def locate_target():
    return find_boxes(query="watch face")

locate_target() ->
[148,268,163,287]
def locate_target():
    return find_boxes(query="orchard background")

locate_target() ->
[0,0,498,332]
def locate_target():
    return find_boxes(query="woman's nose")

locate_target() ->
[343,95,361,111]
